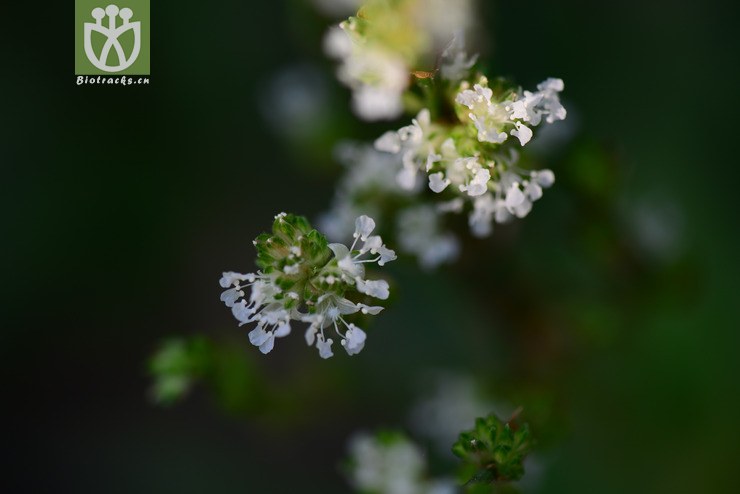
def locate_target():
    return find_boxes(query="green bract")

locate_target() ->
[452,413,532,486]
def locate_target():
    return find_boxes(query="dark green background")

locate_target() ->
[2,1,739,493]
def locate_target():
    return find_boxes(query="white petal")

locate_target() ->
[513,198,533,218]
[305,326,318,346]
[535,169,555,188]
[425,152,442,172]
[274,322,291,338]
[511,122,533,146]
[356,278,390,300]
[525,181,543,201]
[334,297,361,315]
[258,333,275,354]
[505,185,525,210]
[357,303,384,315]
[232,300,255,323]
[374,131,401,153]
[248,328,270,347]
[219,271,248,288]
[377,245,397,266]
[354,215,376,241]
[362,235,383,253]
[220,288,244,308]
[537,77,564,92]
[344,325,367,356]
[429,172,450,193]
[328,242,350,260]
[437,198,464,213]
[316,335,334,359]
[322,26,352,59]
[397,165,418,190]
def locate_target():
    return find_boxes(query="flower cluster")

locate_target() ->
[219,213,395,359]
[375,75,566,237]
[325,0,475,120]
[319,143,460,270]
[346,431,456,494]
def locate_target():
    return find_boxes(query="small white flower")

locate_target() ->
[219,271,252,288]
[358,303,384,315]
[397,205,460,269]
[323,25,353,59]
[532,169,555,187]
[356,278,390,300]
[511,121,533,146]
[316,334,334,359]
[429,172,451,193]
[342,324,366,355]
[354,215,376,241]
[436,198,464,213]
[460,167,491,197]
[469,194,496,237]
[440,32,478,81]
[220,287,244,307]
[374,109,439,192]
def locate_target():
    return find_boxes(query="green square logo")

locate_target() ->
[75,1,150,75]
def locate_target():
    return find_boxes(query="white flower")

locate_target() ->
[346,431,456,494]
[456,83,510,144]
[301,294,374,358]
[358,303,384,315]
[457,77,567,147]
[440,32,478,81]
[328,24,409,121]
[316,334,334,359]
[348,434,426,494]
[342,324,367,355]
[354,215,376,241]
[409,373,498,457]
[397,205,460,269]
[538,78,567,123]
[356,278,390,300]
[459,165,490,197]
[221,215,395,358]
[501,169,555,219]
[429,172,451,193]
[219,271,253,288]
[219,287,243,307]
[532,169,555,187]
[353,85,405,121]
[510,121,533,146]
[469,194,496,237]
[417,0,476,48]
[374,109,438,191]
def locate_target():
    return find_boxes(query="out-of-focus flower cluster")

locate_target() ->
[347,431,457,494]
[219,213,395,359]
[324,0,476,120]
[319,143,460,270]
[409,373,498,456]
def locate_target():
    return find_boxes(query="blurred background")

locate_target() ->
[2,0,739,493]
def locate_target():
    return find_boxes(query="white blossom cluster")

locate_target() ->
[347,432,457,494]
[375,76,566,237]
[409,373,500,455]
[319,143,461,269]
[219,213,395,359]
[324,0,476,120]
